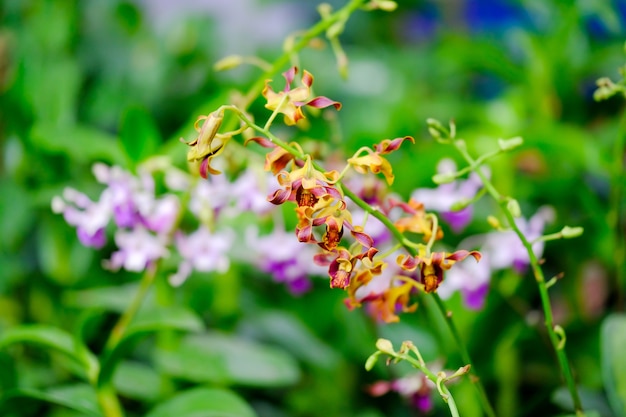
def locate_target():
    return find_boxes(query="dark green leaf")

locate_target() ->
[145,387,256,417]
[551,386,614,417]
[0,384,102,417]
[601,313,626,417]
[63,284,142,313]
[0,180,34,251]
[113,361,164,402]
[130,306,205,332]
[37,217,94,286]
[242,311,340,370]
[154,333,300,387]
[30,123,125,165]
[98,307,204,387]
[0,325,99,381]
[119,106,162,165]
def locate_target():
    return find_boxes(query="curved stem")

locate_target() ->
[425,213,439,254]
[96,384,125,417]
[452,138,583,415]
[396,350,462,417]
[432,293,494,417]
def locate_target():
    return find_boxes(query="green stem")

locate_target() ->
[398,352,461,417]
[425,213,439,254]
[452,139,584,415]
[104,263,156,351]
[432,294,495,417]
[96,384,125,417]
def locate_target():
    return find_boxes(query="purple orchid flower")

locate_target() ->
[169,226,234,287]
[105,226,169,272]
[438,206,555,310]
[245,227,326,295]
[411,159,486,233]
[51,188,111,249]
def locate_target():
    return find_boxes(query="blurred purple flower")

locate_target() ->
[140,195,180,234]
[438,251,492,310]
[438,206,555,310]
[245,227,326,295]
[94,163,181,233]
[105,226,169,272]
[189,174,234,221]
[169,226,234,286]
[51,188,111,249]
[93,164,141,228]
[369,371,437,413]
[485,206,554,273]
[53,163,183,251]
[229,169,278,216]
[411,159,485,233]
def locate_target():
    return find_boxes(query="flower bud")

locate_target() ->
[560,226,583,238]
[213,55,244,71]
[375,338,395,355]
[498,136,523,151]
[487,215,501,229]
[317,3,332,18]
[426,118,446,139]
[450,364,471,379]
[369,0,398,11]
[365,352,380,371]
[432,172,457,185]
[506,198,521,218]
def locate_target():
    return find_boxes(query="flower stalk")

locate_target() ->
[430,119,584,416]
[366,339,466,417]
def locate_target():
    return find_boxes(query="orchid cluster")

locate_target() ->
[174,63,588,416]
[180,66,484,325]
[51,59,580,415]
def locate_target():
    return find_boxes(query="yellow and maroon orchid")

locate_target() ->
[397,250,482,293]
[263,66,341,126]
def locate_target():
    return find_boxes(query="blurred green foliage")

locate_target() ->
[1,0,625,416]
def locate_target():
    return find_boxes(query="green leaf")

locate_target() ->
[63,283,142,313]
[154,333,300,387]
[37,217,94,286]
[0,325,99,382]
[601,313,626,417]
[244,311,340,370]
[0,384,102,417]
[30,123,126,165]
[0,179,34,252]
[113,361,164,403]
[119,106,162,165]
[145,387,256,417]
[98,307,203,387]
[551,386,614,417]
[130,306,205,332]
